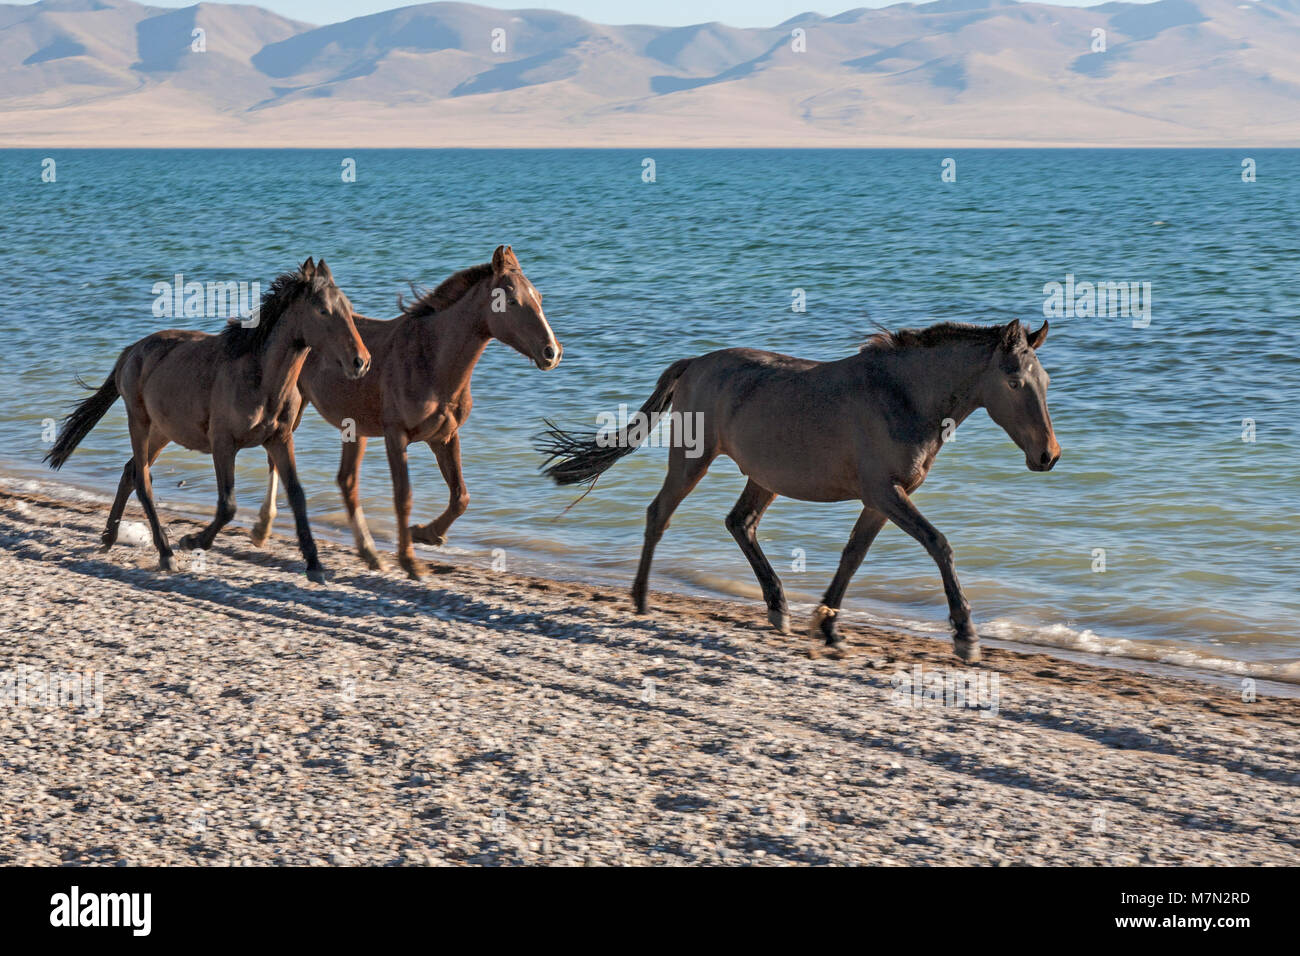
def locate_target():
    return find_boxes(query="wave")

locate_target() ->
[5,466,1298,690]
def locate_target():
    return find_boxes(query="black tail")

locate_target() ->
[44,372,120,471]
[536,358,693,487]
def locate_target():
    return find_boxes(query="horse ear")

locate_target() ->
[1027,320,1049,350]
[999,319,1022,350]
[493,245,520,274]
[317,259,334,282]
[301,257,315,276]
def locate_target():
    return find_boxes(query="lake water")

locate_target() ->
[2,148,1297,683]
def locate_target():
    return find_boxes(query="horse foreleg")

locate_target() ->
[384,428,421,579]
[725,479,787,633]
[179,440,237,554]
[338,434,383,570]
[412,433,468,548]
[250,457,277,547]
[267,438,325,584]
[810,506,887,648]
[632,446,712,614]
[874,484,979,662]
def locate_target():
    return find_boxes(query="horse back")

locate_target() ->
[673,348,919,502]
[116,329,218,390]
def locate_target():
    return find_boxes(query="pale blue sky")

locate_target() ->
[46,0,1130,29]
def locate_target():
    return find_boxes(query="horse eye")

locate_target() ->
[1008,378,1024,389]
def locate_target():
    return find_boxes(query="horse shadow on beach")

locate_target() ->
[10,499,1292,834]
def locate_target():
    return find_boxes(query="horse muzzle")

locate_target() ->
[344,352,372,380]
[535,342,562,371]
[1028,439,1061,472]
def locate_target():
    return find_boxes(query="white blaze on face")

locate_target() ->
[525,280,559,359]
[525,281,543,317]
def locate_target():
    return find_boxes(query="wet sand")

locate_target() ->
[1,486,1296,865]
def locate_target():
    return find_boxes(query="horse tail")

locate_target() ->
[536,357,693,487]
[44,364,122,471]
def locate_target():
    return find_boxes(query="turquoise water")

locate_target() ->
[1,149,1297,681]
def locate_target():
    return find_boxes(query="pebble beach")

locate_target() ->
[1,486,1296,866]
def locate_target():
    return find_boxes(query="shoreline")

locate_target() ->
[7,143,1300,150]
[4,463,1296,697]
[1,484,1297,865]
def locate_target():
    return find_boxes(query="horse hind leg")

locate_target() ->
[725,479,788,634]
[631,445,713,614]
[103,432,169,551]
[101,458,137,550]
[128,424,175,572]
[250,456,277,547]
[178,439,237,554]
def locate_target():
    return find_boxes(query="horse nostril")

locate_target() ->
[543,345,557,362]
[1040,451,1052,466]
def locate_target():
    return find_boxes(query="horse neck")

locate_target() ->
[407,283,493,395]
[883,340,991,430]
[254,311,312,405]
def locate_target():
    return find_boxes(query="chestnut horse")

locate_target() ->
[538,320,1060,662]
[252,245,561,578]
[45,258,370,581]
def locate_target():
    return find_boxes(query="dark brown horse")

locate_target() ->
[45,258,370,581]
[538,320,1060,662]
[252,245,561,578]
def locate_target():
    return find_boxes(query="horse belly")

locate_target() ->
[420,417,458,444]
[734,456,859,503]
[724,427,860,502]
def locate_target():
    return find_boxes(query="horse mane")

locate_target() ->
[398,262,495,318]
[221,267,330,358]
[862,321,1024,354]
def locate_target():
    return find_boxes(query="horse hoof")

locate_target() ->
[399,556,423,580]
[99,538,115,553]
[249,526,270,548]
[306,566,326,585]
[359,549,385,571]
[953,637,981,663]
[768,608,791,635]
[158,555,178,573]
[410,525,446,547]
[809,604,840,645]
[177,534,198,551]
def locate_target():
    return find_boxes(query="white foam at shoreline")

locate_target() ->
[5,468,1298,691]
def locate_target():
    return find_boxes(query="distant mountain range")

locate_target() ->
[3,0,1299,145]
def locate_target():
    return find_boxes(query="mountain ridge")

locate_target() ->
[2,0,1297,145]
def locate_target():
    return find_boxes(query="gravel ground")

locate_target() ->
[1,487,1297,866]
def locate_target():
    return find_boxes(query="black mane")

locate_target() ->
[220,268,331,358]
[862,321,1025,354]
[398,263,494,318]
